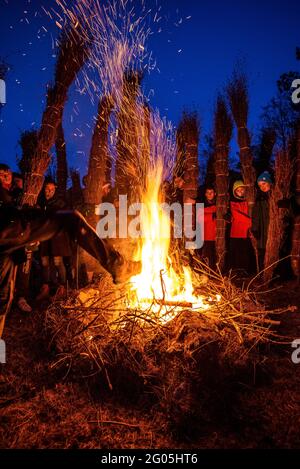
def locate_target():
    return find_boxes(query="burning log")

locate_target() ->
[214,96,233,271]
[21,25,90,206]
[149,299,193,308]
[227,72,256,216]
[55,118,68,201]
[291,120,300,280]
[264,148,293,283]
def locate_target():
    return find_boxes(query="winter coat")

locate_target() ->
[198,202,216,242]
[0,184,14,208]
[39,194,72,257]
[230,199,251,239]
[251,191,270,250]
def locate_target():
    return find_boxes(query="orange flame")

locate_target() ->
[128,161,214,322]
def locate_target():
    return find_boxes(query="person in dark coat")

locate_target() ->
[37,180,72,299]
[251,171,272,271]
[0,165,34,312]
[196,186,217,268]
[0,206,141,337]
[11,172,36,312]
[11,172,24,207]
[0,164,13,207]
[228,180,254,274]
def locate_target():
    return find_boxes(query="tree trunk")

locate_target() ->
[115,72,141,200]
[181,114,200,248]
[139,102,151,192]
[264,149,293,283]
[227,74,256,216]
[214,97,233,271]
[174,121,185,181]
[21,27,89,207]
[81,95,114,277]
[18,130,38,176]
[84,95,114,226]
[215,144,229,271]
[205,152,215,187]
[183,142,199,201]
[55,118,68,201]
[237,126,257,216]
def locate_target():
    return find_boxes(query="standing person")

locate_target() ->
[37,180,72,300]
[197,186,217,268]
[251,171,272,271]
[229,180,253,274]
[0,164,13,206]
[12,172,35,313]
[11,172,24,206]
[0,165,33,312]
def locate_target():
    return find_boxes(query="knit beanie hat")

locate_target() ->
[257,171,272,184]
[233,180,245,197]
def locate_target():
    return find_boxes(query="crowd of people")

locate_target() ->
[0,163,141,337]
[177,170,299,276]
[0,166,73,313]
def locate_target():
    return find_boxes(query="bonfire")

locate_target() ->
[127,161,217,323]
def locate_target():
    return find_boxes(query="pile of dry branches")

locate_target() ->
[44,265,292,432]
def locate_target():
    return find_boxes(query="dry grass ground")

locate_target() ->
[1,279,300,449]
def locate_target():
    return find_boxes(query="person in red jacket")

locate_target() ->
[229,180,254,274]
[197,186,216,268]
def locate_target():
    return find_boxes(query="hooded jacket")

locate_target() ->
[230,198,251,239]
[197,199,216,242]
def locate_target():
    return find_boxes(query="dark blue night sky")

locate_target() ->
[0,0,299,176]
